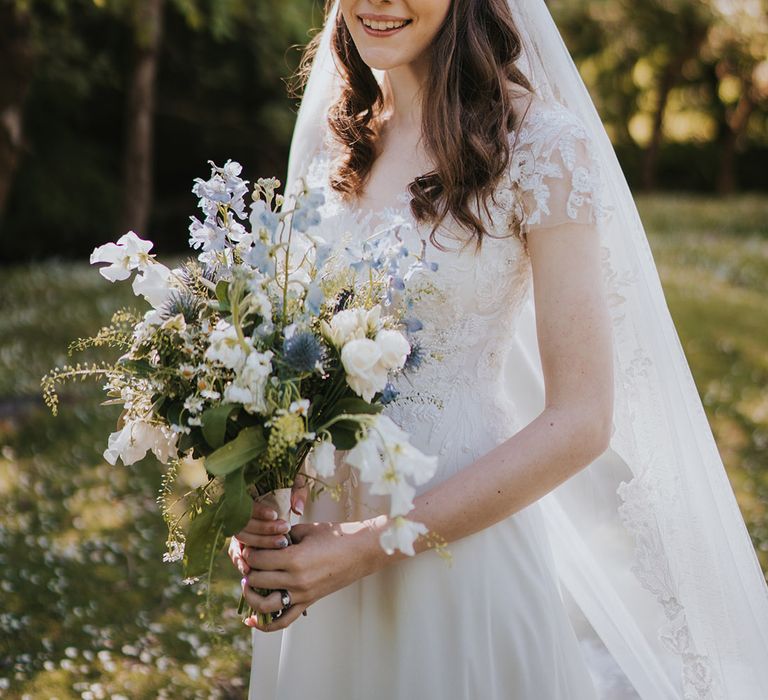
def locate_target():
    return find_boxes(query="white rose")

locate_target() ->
[341,338,388,402]
[327,308,366,348]
[375,329,410,370]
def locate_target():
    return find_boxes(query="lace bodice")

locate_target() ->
[304,98,612,488]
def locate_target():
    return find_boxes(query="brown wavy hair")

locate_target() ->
[293,0,534,251]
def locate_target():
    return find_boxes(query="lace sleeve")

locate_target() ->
[511,103,613,233]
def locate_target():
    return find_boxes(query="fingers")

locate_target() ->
[236,531,291,550]
[250,500,282,521]
[245,567,293,591]
[241,585,285,615]
[242,545,294,572]
[291,472,308,516]
[246,602,309,632]
[239,516,291,537]
[228,536,249,576]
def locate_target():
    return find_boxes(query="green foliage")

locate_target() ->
[200,402,236,449]
[204,425,266,476]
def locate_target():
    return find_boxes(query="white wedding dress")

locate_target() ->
[248,97,626,700]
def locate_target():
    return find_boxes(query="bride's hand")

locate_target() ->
[228,501,293,576]
[240,518,385,632]
[227,474,310,575]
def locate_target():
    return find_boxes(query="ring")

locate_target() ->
[280,590,292,609]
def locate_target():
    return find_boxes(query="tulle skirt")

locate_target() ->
[247,476,599,700]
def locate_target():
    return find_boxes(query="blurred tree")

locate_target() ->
[703,0,768,193]
[0,1,36,218]
[118,0,165,235]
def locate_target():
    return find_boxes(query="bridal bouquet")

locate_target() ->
[42,159,441,624]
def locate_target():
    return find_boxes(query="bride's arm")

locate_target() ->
[240,219,614,630]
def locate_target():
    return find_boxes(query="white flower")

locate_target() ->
[104,421,178,466]
[223,350,273,414]
[132,262,172,309]
[205,320,247,370]
[90,231,153,282]
[375,329,410,371]
[309,439,336,478]
[341,338,388,402]
[322,306,382,348]
[160,313,186,333]
[346,415,438,518]
[379,517,429,556]
[183,395,204,414]
[179,364,196,380]
[189,218,226,252]
[289,399,310,416]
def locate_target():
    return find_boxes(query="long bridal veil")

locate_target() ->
[278,1,768,698]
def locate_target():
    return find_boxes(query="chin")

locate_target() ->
[357,48,414,72]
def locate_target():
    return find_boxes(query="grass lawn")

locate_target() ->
[0,193,766,697]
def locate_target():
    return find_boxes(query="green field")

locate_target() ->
[1,193,767,697]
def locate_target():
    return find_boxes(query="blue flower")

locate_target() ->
[283,332,324,373]
[380,382,399,405]
[305,280,324,315]
[403,340,424,371]
[403,317,423,333]
[243,241,273,274]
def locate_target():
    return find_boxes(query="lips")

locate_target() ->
[358,15,412,36]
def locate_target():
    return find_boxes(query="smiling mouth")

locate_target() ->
[359,17,413,36]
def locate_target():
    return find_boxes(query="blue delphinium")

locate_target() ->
[283,332,324,373]
[380,382,399,405]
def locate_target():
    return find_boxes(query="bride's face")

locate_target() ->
[340,1,452,71]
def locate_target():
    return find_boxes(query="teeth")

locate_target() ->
[362,18,408,31]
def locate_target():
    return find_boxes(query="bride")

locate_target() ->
[229,1,768,698]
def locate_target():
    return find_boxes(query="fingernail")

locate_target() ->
[241,577,247,588]
[277,537,289,548]
[266,509,278,520]
[294,498,304,515]
[277,521,291,533]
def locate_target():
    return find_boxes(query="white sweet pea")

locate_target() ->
[379,517,429,556]
[375,329,410,371]
[205,320,247,370]
[104,420,178,466]
[341,338,388,402]
[345,414,438,520]
[309,439,336,478]
[90,231,154,282]
[132,262,172,308]
[289,399,310,416]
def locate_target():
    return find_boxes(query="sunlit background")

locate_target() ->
[1,0,767,697]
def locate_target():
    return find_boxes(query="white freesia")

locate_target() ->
[379,517,429,557]
[375,329,410,370]
[205,320,247,370]
[132,262,172,308]
[90,231,154,282]
[341,338,388,402]
[104,420,178,466]
[309,439,336,478]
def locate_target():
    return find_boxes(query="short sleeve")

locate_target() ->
[510,103,613,233]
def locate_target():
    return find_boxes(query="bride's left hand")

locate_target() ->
[241,518,385,632]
